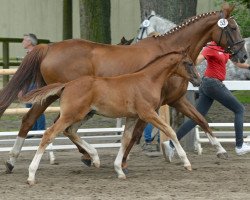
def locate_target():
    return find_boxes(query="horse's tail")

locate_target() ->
[0,44,49,117]
[20,83,65,105]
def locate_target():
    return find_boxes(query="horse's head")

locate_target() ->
[211,3,248,63]
[176,49,201,87]
[136,11,176,42]
[117,36,134,45]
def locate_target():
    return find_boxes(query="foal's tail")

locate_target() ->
[20,83,65,105]
[0,44,49,117]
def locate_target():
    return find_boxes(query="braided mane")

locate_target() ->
[155,11,218,37]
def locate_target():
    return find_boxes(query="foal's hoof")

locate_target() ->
[217,152,229,160]
[122,168,129,175]
[27,179,36,186]
[184,165,192,171]
[118,174,127,179]
[4,161,14,174]
[93,160,100,168]
[81,156,92,167]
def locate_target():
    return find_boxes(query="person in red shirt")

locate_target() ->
[165,41,250,160]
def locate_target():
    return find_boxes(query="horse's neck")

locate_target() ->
[157,12,219,60]
[140,54,180,85]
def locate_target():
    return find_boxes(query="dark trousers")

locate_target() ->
[171,77,245,148]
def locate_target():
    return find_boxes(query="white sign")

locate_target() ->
[217,18,228,28]
[142,20,150,28]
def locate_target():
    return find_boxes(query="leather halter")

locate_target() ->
[217,11,245,55]
[136,14,155,42]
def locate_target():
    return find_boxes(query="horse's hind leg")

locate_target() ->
[172,97,228,159]
[63,119,100,168]
[27,117,73,185]
[114,117,138,179]
[139,109,191,170]
[5,96,58,173]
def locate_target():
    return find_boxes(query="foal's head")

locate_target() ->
[175,51,201,87]
[118,36,134,45]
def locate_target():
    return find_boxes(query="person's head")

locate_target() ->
[22,33,38,51]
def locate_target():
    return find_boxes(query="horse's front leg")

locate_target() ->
[5,96,58,173]
[171,97,228,159]
[139,109,192,170]
[114,117,138,179]
[63,118,100,168]
[121,119,147,173]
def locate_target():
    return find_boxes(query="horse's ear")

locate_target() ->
[221,2,235,18]
[151,10,156,16]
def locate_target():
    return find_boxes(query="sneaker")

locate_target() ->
[235,143,250,155]
[162,141,175,162]
[142,142,157,152]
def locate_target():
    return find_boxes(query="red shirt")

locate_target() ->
[202,43,230,81]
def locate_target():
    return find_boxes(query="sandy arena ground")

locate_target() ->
[0,143,250,200]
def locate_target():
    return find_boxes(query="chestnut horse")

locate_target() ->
[1,3,247,172]
[21,50,196,185]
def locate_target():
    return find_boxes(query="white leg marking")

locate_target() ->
[65,122,100,167]
[114,118,137,179]
[114,146,126,179]
[8,136,25,166]
[78,139,100,168]
[206,133,227,154]
[27,151,44,185]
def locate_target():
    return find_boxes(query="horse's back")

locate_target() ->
[39,38,160,84]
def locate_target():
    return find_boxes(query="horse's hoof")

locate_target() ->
[122,168,129,175]
[50,160,59,165]
[27,179,36,186]
[184,165,192,171]
[118,174,126,179]
[217,152,229,160]
[93,160,100,168]
[4,161,14,174]
[81,157,92,167]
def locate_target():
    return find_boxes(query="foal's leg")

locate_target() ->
[139,109,191,170]
[5,96,58,173]
[63,121,100,168]
[121,119,147,172]
[172,97,228,158]
[27,117,72,185]
[114,117,138,179]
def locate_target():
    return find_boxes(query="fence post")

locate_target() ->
[2,41,9,86]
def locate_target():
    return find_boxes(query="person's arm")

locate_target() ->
[195,54,205,65]
[232,61,250,70]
